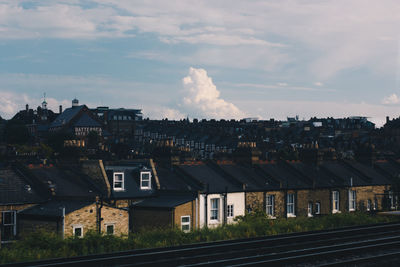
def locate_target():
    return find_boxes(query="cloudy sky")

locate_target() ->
[1,0,400,126]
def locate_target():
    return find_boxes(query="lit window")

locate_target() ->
[287,193,295,217]
[113,172,124,191]
[349,190,356,211]
[140,171,151,190]
[227,204,234,217]
[106,225,114,235]
[1,211,16,242]
[266,194,275,217]
[308,202,313,217]
[210,198,219,221]
[73,226,83,238]
[315,202,321,214]
[181,216,190,232]
[332,191,340,213]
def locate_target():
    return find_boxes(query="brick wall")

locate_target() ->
[131,208,173,231]
[1,204,36,243]
[174,201,195,230]
[101,205,129,236]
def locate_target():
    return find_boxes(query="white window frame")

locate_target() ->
[210,198,220,221]
[181,216,191,232]
[349,190,356,211]
[266,194,275,218]
[140,171,152,190]
[106,224,114,235]
[315,202,321,214]
[286,193,296,217]
[389,191,395,209]
[113,172,124,191]
[332,191,340,213]
[307,202,313,217]
[1,210,17,242]
[227,204,234,218]
[367,199,371,211]
[73,225,83,238]
[374,198,378,210]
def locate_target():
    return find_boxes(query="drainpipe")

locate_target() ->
[96,196,103,234]
[62,207,65,239]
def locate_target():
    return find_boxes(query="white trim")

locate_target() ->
[105,224,114,235]
[266,194,275,218]
[315,202,321,215]
[227,204,234,218]
[73,225,83,238]
[181,216,191,232]
[348,190,356,211]
[286,193,295,217]
[140,171,152,190]
[210,198,220,222]
[307,202,313,217]
[332,191,340,213]
[113,172,124,191]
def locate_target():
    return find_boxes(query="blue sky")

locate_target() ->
[1,0,400,126]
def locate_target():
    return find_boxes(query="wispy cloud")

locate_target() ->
[382,93,400,105]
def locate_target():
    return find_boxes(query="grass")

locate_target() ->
[0,212,398,264]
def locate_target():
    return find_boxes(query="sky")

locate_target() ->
[1,1,400,127]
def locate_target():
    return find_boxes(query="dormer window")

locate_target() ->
[140,171,151,190]
[113,172,124,191]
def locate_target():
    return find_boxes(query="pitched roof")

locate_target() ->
[50,106,84,128]
[133,193,196,208]
[74,113,102,127]
[19,200,92,217]
[0,167,44,205]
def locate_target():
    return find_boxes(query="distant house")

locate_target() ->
[18,200,129,238]
[49,99,104,147]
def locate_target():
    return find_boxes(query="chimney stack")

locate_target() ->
[386,116,390,124]
[59,105,63,114]
[26,104,29,112]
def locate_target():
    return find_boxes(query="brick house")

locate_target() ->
[18,200,129,237]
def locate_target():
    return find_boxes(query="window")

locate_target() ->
[315,202,321,214]
[210,198,219,221]
[113,172,124,191]
[367,199,372,211]
[266,194,275,217]
[374,198,378,210]
[1,211,16,242]
[140,171,151,190]
[73,226,83,238]
[308,202,313,217]
[287,193,295,217]
[332,191,340,213]
[227,204,234,218]
[181,216,190,232]
[389,191,395,209]
[349,190,356,211]
[106,225,114,235]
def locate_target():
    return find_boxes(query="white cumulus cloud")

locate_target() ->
[382,93,400,105]
[182,67,245,119]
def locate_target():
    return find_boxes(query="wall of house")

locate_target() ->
[1,204,37,243]
[131,208,173,231]
[227,192,245,224]
[245,191,285,218]
[297,189,331,216]
[101,205,129,236]
[18,218,59,236]
[174,200,196,231]
[64,203,129,237]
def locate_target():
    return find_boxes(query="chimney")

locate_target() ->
[386,116,390,124]
[59,105,63,114]
[26,104,29,112]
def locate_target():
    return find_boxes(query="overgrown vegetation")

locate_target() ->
[0,212,398,264]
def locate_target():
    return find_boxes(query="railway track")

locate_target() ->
[3,222,400,267]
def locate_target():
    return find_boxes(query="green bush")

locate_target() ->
[0,212,397,264]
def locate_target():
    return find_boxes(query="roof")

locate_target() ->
[74,113,102,127]
[105,164,156,199]
[50,106,84,128]
[0,167,44,205]
[133,193,196,208]
[19,200,92,217]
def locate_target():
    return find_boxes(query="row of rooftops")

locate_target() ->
[2,158,399,208]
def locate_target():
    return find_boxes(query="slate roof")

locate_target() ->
[19,200,92,218]
[133,192,196,208]
[176,164,243,193]
[50,106,84,128]
[257,162,310,189]
[74,113,102,127]
[105,164,156,199]
[156,165,201,191]
[28,165,99,199]
[0,167,44,205]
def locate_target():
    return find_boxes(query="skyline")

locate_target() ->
[1,1,400,126]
